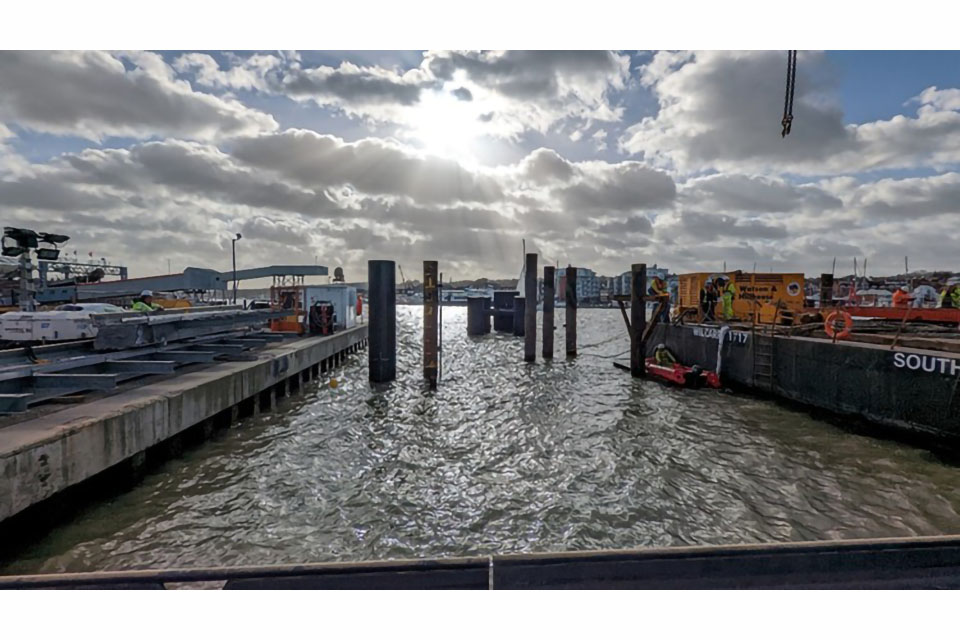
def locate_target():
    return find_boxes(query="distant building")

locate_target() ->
[613,264,670,297]
[549,267,600,303]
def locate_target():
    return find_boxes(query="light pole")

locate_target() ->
[231,233,242,304]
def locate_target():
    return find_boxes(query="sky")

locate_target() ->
[1,49,959,282]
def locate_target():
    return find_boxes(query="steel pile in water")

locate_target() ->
[93,308,284,351]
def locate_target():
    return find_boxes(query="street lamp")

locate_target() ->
[231,233,242,304]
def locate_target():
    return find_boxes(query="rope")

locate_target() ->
[781,50,797,137]
[578,348,631,359]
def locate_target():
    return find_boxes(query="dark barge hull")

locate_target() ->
[646,324,959,443]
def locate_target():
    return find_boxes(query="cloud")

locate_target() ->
[173,52,282,92]
[0,128,682,279]
[680,173,842,213]
[424,50,628,111]
[229,129,504,205]
[276,61,427,109]
[556,161,676,213]
[668,211,789,240]
[186,51,632,142]
[3,47,959,283]
[0,51,278,141]
[620,50,960,175]
[842,172,960,218]
[517,148,575,184]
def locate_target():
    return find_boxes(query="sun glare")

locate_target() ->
[406,89,486,162]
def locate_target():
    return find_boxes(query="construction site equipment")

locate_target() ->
[38,259,127,286]
[677,272,805,324]
[840,305,960,325]
[0,329,289,413]
[36,265,329,304]
[93,307,283,351]
[781,50,797,137]
[268,284,358,335]
[0,304,124,342]
[308,302,335,336]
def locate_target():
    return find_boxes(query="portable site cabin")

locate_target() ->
[269,284,358,334]
[677,271,806,323]
[303,284,357,330]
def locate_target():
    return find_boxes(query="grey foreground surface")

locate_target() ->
[3,535,960,589]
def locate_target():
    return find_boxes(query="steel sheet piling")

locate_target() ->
[367,260,396,383]
[565,266,577,357]
[542,266,555,358]
[630,263,646,377]
[524,253,537,362]
[423,261,438,388]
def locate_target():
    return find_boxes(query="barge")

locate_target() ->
[645,322,959,444]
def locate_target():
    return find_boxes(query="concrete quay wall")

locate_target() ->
[0,326,367,525]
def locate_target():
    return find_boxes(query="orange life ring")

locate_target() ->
[824,310,853,339]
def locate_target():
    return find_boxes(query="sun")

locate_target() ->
[406,88,486,162]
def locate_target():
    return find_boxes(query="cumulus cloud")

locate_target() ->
[276,61,429,111]
[841,172,960,219]
[680,173,842,213]
[173,50,632,142]
[620,50,960,175]
[0,51,278,141]
[2,50,959,280]
[424,50,628,114]
[229,129,505,205]
[173,52,282,92]
[557,161,676,213]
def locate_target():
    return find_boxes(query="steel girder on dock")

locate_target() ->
[3,535,960,589]
[0,330,289,413]
[0,327,368,526]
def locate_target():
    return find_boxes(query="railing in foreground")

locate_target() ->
[4,535,960,589]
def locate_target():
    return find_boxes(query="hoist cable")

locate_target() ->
[781,50,797,138]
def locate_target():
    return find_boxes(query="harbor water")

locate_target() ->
[4,307,960,575]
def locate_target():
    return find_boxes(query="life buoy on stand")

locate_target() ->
[824,310,853,340]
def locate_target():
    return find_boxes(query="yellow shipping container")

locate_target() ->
[677,271,806,323]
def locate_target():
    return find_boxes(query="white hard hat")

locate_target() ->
[900,286,909,292]
[141,290,153,297]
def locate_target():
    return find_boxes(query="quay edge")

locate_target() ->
[647,323,959,443]
[0,326,368,527]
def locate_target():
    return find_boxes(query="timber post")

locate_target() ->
[368,260,397,383]
[543,265,555,358]
[630,263,646,377]
[565,266,577,357]
[423,260,439,388]
[524,253,537,362]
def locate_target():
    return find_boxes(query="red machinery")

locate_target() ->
[840,306,960,325]
[269,285,304,334]
[645,358,721,389]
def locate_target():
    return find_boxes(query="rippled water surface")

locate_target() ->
[5,307,960,574]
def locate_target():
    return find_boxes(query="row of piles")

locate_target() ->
[366,259,650,386]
